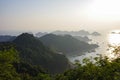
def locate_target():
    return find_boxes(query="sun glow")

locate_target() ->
[86,0,120,21]
[108,30,120,46]
[107,30,120,60]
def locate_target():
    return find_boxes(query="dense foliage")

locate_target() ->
[55,57,120,80]
[0,47,120,80]
[0,48,20,80]
[0,48,52,80]
[55,46,120,80]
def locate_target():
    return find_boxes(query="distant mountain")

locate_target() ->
[52,30,90,36]
[39,34,99,56]
[35,32,48,37]
[52,30,101,37]
[36,30,101,38]
[0,33,70,74]
[0,35,16,42]
[91,32,101,36]
[73,36,92,42]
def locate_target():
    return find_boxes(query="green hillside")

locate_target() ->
[0,33,70,74]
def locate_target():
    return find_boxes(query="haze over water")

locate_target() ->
[69,35,106,62]
[70,30,120,63]
[106,30,120,60]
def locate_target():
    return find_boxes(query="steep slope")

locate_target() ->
[12,33,70,74]
[39,34,99,56]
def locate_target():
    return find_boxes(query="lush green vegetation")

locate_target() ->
[54,46,120,80]
[0,48,52,80]
[0,48,20,80]
[0,46,120,80]
[55,56,120,80]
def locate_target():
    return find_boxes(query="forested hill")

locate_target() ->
[0,33,70,74]
[39,34,99,56]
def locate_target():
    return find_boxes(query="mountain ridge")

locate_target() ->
[0,33,70,74]
[39,34,99,56]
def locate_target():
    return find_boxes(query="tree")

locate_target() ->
[55,46,120,80]
[0,48,20,80]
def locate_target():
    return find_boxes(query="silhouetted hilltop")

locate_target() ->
[0,33,70,74]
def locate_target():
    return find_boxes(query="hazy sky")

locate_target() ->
[0,0,120,35]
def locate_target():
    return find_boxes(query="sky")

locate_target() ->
[0,0,120,35]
